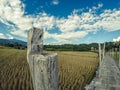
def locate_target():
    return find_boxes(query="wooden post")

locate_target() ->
[119,45,120,68]
[27,27,58,90]
[103,43,105,59]
[98,43,102,77]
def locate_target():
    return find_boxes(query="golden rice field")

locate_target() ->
[0,47,98,90]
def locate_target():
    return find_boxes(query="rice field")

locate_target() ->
[0,47,98,90]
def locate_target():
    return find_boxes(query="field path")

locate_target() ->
[86,55,120,90]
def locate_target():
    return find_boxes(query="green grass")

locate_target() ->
[0,47,98,90]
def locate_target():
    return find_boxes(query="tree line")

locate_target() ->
[0,43,27,50]
[0,42,118,51]
[44,43,96,51]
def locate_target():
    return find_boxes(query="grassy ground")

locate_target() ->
[108,52,120,64]
[0,47,98,90]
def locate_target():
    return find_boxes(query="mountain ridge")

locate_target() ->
[0,38,27,46]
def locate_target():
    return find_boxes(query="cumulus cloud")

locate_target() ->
[99,9,120,31]
[54,31,88,42]
[52,0,59,5]
[0,33,5,39]
[11,30,27,38]
[0,0,120,44]
[33,13,56,30]
[0,0,33,34]
[113,36,120,42]
[44,30,88,42]
[56,14,80,32]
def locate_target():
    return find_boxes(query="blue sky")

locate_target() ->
[0,0,120,44]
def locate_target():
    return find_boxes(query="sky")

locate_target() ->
[0,0,120,44]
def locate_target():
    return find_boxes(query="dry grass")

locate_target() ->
[0,48,98,90]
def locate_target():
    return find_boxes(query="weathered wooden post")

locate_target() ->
[103,43,105,59]
[98,43,102,77]
[27,27,58,90]
[116,41,120,68]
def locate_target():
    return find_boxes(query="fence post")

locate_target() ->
[27,27,58,90]
[103,43,105,59]
[98,43,102,77]
[119,45,120,68]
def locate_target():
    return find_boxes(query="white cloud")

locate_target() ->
[54,31,88,42]
[0,1,120,44]
[56,14,80,32]
[44,30,88,43]
[0,0,33,32]
[0,33,5,39]
[11,29,27,38]
[33,13,56,30]
[52,0,59,5]
[0,33,14,39]
[99,9,120,31]
[113,36,120,42]
[98,3,103,8]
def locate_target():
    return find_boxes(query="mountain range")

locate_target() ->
[0,39,27,46]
